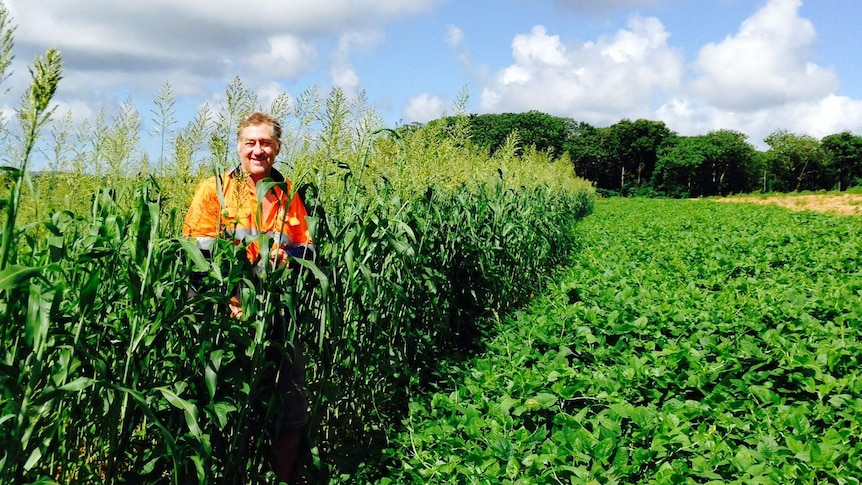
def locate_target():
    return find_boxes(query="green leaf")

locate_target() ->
[26,283,53,352]
[0,413,15,427]
[387,235,414,257]
[593,438,615,463]
[78,269,99,315]
[0,264,41,290]
[213,402,236,428]
[58,377,95,392]
[731,447,754,472]
[205,365,217,400]
[102,382,179,459]
[612,446,629,470]
[140,456,160,475]
[158,386,202,439]
[785,435,804,454]
[534,392,558,409]
[23,447,42,471]
[177,237,212,273]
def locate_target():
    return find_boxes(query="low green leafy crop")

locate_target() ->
[379,198,862,484]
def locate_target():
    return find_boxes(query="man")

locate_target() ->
[183,111,313,483]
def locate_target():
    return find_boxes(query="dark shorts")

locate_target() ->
[262,340,309,433]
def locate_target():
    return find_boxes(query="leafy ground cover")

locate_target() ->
[375,197,862,484]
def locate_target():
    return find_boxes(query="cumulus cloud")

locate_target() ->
[330,30,385,97]
[658,94,862,149]
[480,17,683,125]
[3,0,436,119]
[403,93,449,123]
[249,36,318,79]
[257,81,295,111]
[689,0,838,111]
[4,0,860,155]
[473,0,860,148]
[650,0,856,148]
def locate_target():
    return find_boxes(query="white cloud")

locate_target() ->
[445,25,464,49]
[653,0,860,149]
[5,0,861,156]
[331,64,361,97]
[657,94,862,150]
[257,81,295,111]
[250,36,318,79]
[511,26,568,67]
[601,15,669,63]
[445,24,472,70]
[8,0,441,48]
[337,30,386,55]
[690,0,838,111]
[480,17,683,125]
[475,0,862,148]
[403,93,449,123]
[3,0,433,119]
[797,95,862,137]
[51,99,100,126]
[330,30,385,97]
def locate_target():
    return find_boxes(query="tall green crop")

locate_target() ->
[0,19,66,482]
[0,9,595,480]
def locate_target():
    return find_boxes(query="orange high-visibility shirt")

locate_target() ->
[183,168,313,264]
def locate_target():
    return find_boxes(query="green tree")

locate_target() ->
[566,122,611,190]
[699,129,759,195]
[653,135,705,197]
[820,131,862,190]
[764,130,823,192]
[606,118,673,193]
[453,111,573,156]
[653,130,757,197]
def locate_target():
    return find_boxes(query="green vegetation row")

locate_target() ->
[0,11,595,483]
[428,112,862,198]
[377,198,862,484]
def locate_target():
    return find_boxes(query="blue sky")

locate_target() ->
[3,0,861,155]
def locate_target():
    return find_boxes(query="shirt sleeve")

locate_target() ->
[183,178,221,243]
[182,178,222,295]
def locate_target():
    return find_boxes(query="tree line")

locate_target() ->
[416,111,862,197]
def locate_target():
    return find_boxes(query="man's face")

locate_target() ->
[238,123,280,179]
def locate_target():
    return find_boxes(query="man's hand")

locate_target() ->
[229,295,243,319]
[271,246,289,267]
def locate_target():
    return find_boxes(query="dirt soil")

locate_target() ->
[713,193,862,216]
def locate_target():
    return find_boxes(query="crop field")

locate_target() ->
[377,198,862,484]
[0,61,595,482]
[2,12,860,482]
